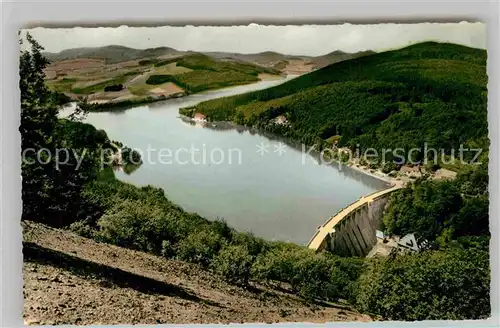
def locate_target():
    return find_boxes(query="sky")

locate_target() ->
[22,22,486,56]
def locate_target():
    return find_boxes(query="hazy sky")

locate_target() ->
[23,22,486,56]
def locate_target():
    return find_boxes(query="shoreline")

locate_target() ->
[343,162,406,187]
[183,115,401,189]
[73,74,288,112]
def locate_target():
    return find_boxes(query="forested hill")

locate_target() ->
[189,42,488,160]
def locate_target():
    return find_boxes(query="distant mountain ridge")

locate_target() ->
[43,45,377,69]
[43,45,183,64]
[311,50,377,68]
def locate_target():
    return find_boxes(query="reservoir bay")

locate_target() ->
[71,78,388,245]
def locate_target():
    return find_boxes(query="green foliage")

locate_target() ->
[145,74,177,85]
[20,34,106,227]
[176,227,228,266]
[161,240,175,258]
[176,70,259,92]
[383,179,462,241]
[231,231,268,256]
[456,162,489,196]
[46,78,77,93]
[451,195,489,237]
[175,53,278,76]
[251,242,363,302]
[144,54,277,94]
[212,245,254,285]
[49,91,72,105]
[381,161,397,174]
[121,146,143,165]
[383,163,489,244]
[356,246,490,320]
[95,199,172,253]
[87,96,163,112]
[68,219,95,238]
[146,70,259,93]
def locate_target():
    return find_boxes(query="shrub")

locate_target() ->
[339,151,350,163]
[356,247,490,320]
[176,228,227,266]
[251,243,361,302]
[69,220,94,238]
[161,240,176,258]
[292,254,340,301]
[212,245,254,285]
[210,219,234,242]
[231,231,268,256]
[50,91,72,105]
[94,200,173,254]
[251,242,305,283]
[121,146,142,165]
[330,257,365,303]
[424,162,441,173]
[382,161,397,174]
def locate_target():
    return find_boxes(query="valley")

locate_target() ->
[43,45,374,108]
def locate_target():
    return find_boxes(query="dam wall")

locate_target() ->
[326,196,390,257]
[308,184,401,256]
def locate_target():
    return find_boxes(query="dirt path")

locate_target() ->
[23,221,371,325]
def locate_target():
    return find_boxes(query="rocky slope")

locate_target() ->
[23,221,371,325]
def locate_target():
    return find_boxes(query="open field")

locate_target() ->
[44,53,283,106]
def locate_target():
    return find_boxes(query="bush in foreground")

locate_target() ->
[356,246,490,320]
[212,245,254,286]
[94,199,172,254]
[251,242,363,302]
[176,227,227,266]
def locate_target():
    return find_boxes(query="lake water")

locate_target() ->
[68,78,388,245]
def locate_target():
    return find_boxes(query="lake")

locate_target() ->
[66,78,388,245]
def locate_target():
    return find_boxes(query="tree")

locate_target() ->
[383,179,463,241]
[20,33,59,221]
[20,33,104,226]
[212,245,254,286]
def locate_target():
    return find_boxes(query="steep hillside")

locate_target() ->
[187,42,488,163]
[23,221,369,325]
